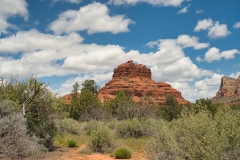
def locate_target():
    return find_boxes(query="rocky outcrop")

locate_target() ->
[98,60,188,105]
[212,76,240,104]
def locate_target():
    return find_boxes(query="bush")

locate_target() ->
[114,148,132,159]
[147,105,240,160]
[55,118,82,135]
[84,120,104,135]
[67,139,79,148]
[89,127,114,153]
[0,100,45,159]
[116,118,154,138]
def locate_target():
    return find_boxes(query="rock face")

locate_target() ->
[212,76,240,104]
[98,60,188,105]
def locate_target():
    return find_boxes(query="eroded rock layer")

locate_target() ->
[98,60,188,105]
[212,76,240,104]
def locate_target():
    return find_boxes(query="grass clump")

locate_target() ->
[113,147,132,159]
[67,139,79,148]
[89,127,114,153]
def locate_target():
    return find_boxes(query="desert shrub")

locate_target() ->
[147,105,240,160]
[89,127,114,153]
[67,139,79,148]
[55,118,82,135]
[114,147,132,159]
[54,133,82,148]
[0,100,45,160]
[84,120,104,135]
[116,118,155,138]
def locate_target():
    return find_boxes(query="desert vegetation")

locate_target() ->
[1,76,240,159]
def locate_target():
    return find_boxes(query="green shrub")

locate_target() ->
[56,118,82,135]
[84,120,104,135]
[0,101,45,159]
[147,105,240,160]
[67,139,79,148]
[114,148,132,159]
[116,118,154,138]
[89,127,114,153]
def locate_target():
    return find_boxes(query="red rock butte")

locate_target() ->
[98,60,188,105]
[212,76,240,104]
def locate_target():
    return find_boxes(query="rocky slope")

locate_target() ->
[98,60,188,105]
[212,76,240,104]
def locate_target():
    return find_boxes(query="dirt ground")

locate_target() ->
[41,144,147,160]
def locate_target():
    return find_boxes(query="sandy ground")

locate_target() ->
[41,145,147,160]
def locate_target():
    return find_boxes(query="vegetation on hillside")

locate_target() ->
[1,76,240,159]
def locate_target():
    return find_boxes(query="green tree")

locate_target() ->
[196,98,218,115]
[104,90,140,120]
[0,75,56,149]
[157,95,181,121]
[81,79,99,95]
[70,80,102,121]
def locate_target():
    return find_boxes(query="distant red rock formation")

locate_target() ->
[98,60,188,105]
[212,76,240,104]
[62,92,80,105]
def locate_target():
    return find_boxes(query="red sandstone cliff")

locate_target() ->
[98,60,188,105]
[212,76,240,104]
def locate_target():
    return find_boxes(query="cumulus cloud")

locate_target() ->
[208,22,231,38]
[194,18,231,39]
[194,18,213,31]
[56,72,113,96]
[176,35,209,49]
[49,2,133,34]
[202,47,240,63]
[178,4,190,14]
[108,0,184,7]
[0,30,215,100]
[0,29,84,54]
[147,34,209,50]
[0,0,28,34]
[233,22,240,29]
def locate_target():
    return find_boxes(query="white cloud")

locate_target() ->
[176,35,209,49]
[194,18,231,39]
[49,2,133,34]
[178,4,190,14]
[0,29,84,53]
[56,72,113,96]
[0,0,28,33]
[203,47,240,63]
[147,34,209,50]
[170,73,222,102]
[194,18,213,31]
[108,0,184,7]
[196,55,203,62]
[0,30,216,101]
[151,57,213,83]
[168,73,222,102]
[233,22,240,29]
[208,22,231,38]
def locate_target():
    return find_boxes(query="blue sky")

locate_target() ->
[0,0,239,102]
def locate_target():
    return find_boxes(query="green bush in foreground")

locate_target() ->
[147,105,240,160]
[114,148,132,159]
[89,127,114,153]
[67,139,79,148]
